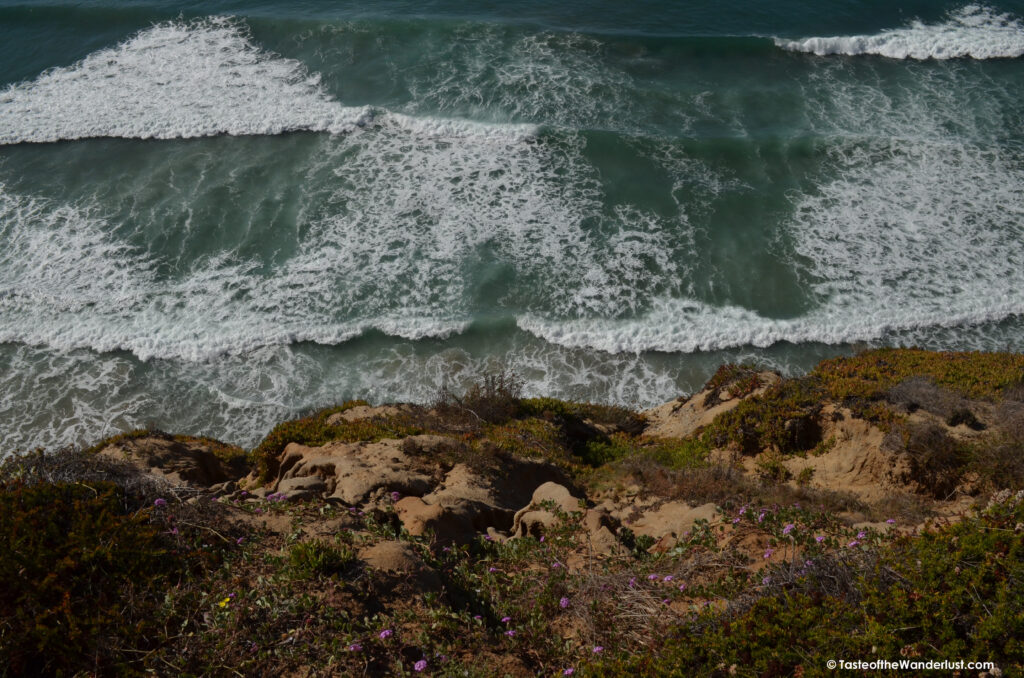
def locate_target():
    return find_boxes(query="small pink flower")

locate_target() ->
[847,540,859,548]
[762,576,771,585]
[739,505,747,515]
[348,643,362,652]
[489,567,498,573]
[886,518,896,525]
[647,574,659,580]
[501,616,511,623]
[593,646,604,653]
[505,629,516,637]
[236,537,244,545]
[154,498,167,507]
[551,562,561,569]
[539,536,545,543]
[379,629,393,639]
[628,577,636,588]
[391,491,401,502]
[563,670,575,676]
[732,517,740,524]
[782,523,795,535]
[857,531,867,539]
[414,659,427,672]
[663,575,673,582]
[662,598,670,605]
[559,597,570,609]
[678,583,686,591]
[763,548,774,559]
[815,535,825,543]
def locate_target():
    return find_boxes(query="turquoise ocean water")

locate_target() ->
[2,1,1024,451]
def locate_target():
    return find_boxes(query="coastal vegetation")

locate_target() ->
[2,348,1023,676]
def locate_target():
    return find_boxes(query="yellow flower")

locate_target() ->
[218,597,231,608]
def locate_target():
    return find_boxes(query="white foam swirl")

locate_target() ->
[776,5,1024,60]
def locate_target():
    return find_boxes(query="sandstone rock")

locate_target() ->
[272,438,435,505]
[395,496,476,544]
[97,435,246,488]
[360,541,424,573]
[511,482,584,537]
[629,501,719,539]
[277,475,327,501]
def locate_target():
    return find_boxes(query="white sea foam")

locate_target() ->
[776,5,1024,60]
[522,61,1024,354]
[0,17,536,145]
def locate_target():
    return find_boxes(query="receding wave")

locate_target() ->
[775,4,1024,60]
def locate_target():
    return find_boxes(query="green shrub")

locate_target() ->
[0,483,186,676]
[593,495,1024,677]
[288,539,357,579]
[816,348,1024,401]
[702,378,824,456]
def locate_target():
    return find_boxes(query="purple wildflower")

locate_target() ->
[783,523,795,535]
[414,659,427,672]
[559,597,570,609]
[739,505,747,515]
[489,567,498,573]
[563,670,575,676]
[663,575,674,582]
[552,562,561,569]
[501,616,512,623]
[539,536,545,543]
[505,630,516,637]
[236,537,244,545]
[379,629,393,639]
[593,646,604,653]
[647,574,659,581]
[847,540,860,548]
[815,535,825,543]
[886,518,896,525]
[154,498,167,507]
[628,577,637,588]
[348,643,362,652]
[732,517,741,524]
[763,548,774,559]
[678,583,686,591]
[762,576,771,585]
[857,531,867,539]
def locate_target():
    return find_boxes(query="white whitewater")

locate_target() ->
[776,5,1024,60]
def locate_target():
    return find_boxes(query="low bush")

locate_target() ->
[594,494,1024,677]
[815,348,1024,401]
[702,377,824,456]
[0,483,190,676]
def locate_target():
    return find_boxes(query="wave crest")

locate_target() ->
[775,4,1024,60]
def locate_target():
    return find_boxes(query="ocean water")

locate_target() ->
[2,1,1024,451]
